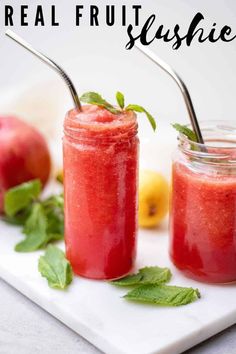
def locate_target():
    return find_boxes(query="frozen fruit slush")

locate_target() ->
[170,160,236,283]
[63,105,139,280]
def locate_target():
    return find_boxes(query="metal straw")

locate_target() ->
[5,30,81,111]
[135,43,205,145]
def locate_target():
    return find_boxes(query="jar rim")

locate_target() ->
[64,106,138,143]
[178,120,236,165]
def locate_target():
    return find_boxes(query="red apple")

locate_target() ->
[0,116,51,212]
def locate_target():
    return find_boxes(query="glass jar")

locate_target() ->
[169,121,236,283]
[63,105,139,280]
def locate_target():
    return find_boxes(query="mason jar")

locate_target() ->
[170,121,236,283]
[63,105,139,280]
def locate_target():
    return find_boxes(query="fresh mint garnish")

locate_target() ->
[116,91,125,109]
[111,266,171,286]
[80,92,120,114]
[3,181,64,252]
[126,104,156,131]
[38,245,73,290]
[4,179,41,217]
[172,123,197,142]
[80,91,156,131]
[112,266,200,306]
[42,195,64,243]
[124,284,200,306]
[15,203,47,252]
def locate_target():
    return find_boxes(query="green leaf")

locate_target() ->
[2,206,31,226]
[126,104,156,131]
[38,245,73,289]
[172,123,197,142]
[116,91,125,109]
[15,203,47,252]
[4,179,41,217]
[43,195,64,242]
[124,284,201,306]
[111,266,171,286]
[80,92,120,114]
[111,273,143,286]
[139,267,172,284]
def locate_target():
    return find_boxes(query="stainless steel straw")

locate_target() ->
[135,43,205,145]
[5,30,81,111]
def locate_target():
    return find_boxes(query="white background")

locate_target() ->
[0,0,236,127]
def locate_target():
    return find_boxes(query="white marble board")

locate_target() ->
[0,215,236,354]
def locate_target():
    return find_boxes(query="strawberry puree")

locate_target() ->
[63,105,139,280]
[170,159,236,283]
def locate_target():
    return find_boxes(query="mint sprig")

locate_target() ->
[15,203,48,252]
[80,91,156,131]
[124,284,201,306]
[172,123,197,142]
[111,266,200,306]
[126,104,156,131]
[38,245,73,290]
[3,180,64,252]
[4,179,41,217]
[111,266,171,286]
[116,91,125,109]
[80,92,120,114]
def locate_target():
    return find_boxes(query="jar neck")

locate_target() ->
[178,121,236,171]
[64,106,138,144]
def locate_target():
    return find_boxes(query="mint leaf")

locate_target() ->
[111,266,171,286]
[4,179,41,217]
[80,91,157,132]
[43,195,64,242]
[111,273,142,286]
[15,195,65,252]
[15,203,47,252]
[2,207,31,226]
[38,245,73,289]
[116,91,125,109]
[80,92,120,114]
[126,104,156,131]
[124,284,200,306]
[139,267,172,284]
[172,123,197,142]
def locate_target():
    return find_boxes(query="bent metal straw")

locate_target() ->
[5,30,81,111]
[135,43,205,146]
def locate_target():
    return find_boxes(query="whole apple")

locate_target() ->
[0,116,51,212]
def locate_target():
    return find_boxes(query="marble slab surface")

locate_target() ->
[0,216,236,354]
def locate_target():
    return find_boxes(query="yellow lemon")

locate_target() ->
[56,170,63,184]
[138,170,169,228]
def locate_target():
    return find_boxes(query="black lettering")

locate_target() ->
[52,5,59,26]
[122,5,126,26]
[90,6,99,26]
[126,24,136,49]
[220,25,236,42]
[5,6,13,26]
[126,15,156,49]
[126,11,236,51]
[35,6,44,26]
[21,5,28,26]
[76,5,83,26]
[172,25,184,49]
[133,5,142,26]
[155,25,176,42]
[204,26,219,43]
[106,5,114,26]
[185,12,205,46]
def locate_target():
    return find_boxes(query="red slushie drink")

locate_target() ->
[63,105,139,279]
[170,121,236,283]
